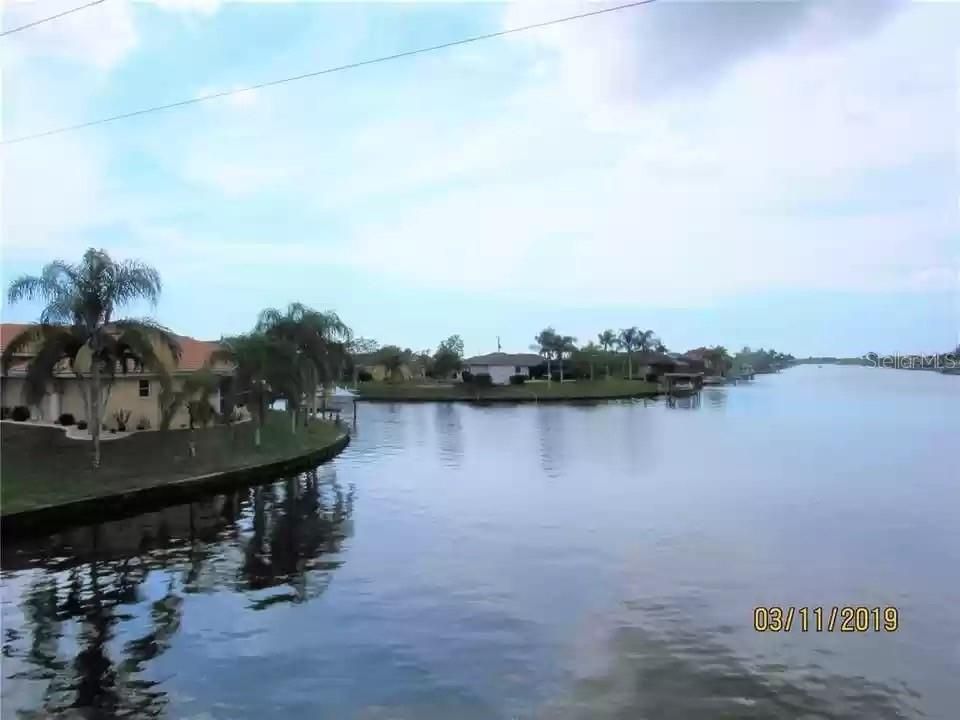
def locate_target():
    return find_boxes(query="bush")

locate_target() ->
[460,370,473,383]
[57,413,76,426]
[11,406,30,422]
[357,370,373,382]
[509,374,526,385]
[77,420,88,430]
[0,407,10,420]
[136,416,151,431]
[473,373,493,387]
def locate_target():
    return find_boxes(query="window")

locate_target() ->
[139,380,150,397]
[515,366,523,373]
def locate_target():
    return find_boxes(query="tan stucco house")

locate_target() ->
[0,323,232,430]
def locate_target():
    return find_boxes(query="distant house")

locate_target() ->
[0,323,231,429]
[463,352,545,385]
[634,352,682,381]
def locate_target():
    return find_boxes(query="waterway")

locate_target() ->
[2,366,957,718]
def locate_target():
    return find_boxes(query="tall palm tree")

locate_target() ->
[3,249,179,467]
[555,334,577,382]
[597,330,617,378]
[597,329,617,352]
[256,303,351,420]
[209,333,300,446]
[533,327,559,382]
[617,327,642,380]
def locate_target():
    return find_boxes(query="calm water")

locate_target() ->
[2,366,958,719]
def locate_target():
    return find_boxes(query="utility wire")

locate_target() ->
[2,0,656,146]
[1,0,107,37]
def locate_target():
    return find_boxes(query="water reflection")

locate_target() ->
[541,604,919,719]
[536,407,565,479]
[2,469,354,718]
[666,394,702,410]
[434,403,464,469]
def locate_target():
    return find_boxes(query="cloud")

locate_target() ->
[3,0,138,71]
[503,0,903,107]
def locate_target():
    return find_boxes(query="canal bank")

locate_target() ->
[354,379,660,402]
[1,411,350,537]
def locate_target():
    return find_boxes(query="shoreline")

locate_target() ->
[353,379,661,403]
[1,418,351,539]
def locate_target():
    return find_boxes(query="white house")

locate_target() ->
[463,352,544,385]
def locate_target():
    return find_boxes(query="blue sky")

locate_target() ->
[2,0,957,357]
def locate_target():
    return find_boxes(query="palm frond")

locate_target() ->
[21,326,86,405]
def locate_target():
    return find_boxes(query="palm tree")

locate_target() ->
[209,333,300,446]
[617,327,643,380]
[256,303,352,421]
[597,329,617,352]
[555,334,577,382]
[159,368,220,431]
[3,249,179,467]
[533,327,559,382]
[597,330,617,378]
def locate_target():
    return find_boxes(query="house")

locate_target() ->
[0,323,232,430]
[462,352,545,385]
[634,351,682,381]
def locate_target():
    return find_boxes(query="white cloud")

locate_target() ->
[3,0,138,71]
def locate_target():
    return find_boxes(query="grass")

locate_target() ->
[354,378,659,402]
[0,411,345,515]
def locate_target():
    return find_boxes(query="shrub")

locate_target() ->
[0,407,10,420]
[509,374,526,385]
[460,370,473,383]
[77,420,88,430]
[135,416,151,431]
[473,373,493,387]
[357,370,373,382]
[11,406,30,422]
[57,413,76,426]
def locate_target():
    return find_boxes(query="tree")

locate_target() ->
[703,346,732,377]
[617,327,643,380]
[256,303,352,423]
[433,334,464,379]
[375,345,407,382]
[210,333,300,446]
[533,327,559,382]
[554,334,577,382]
[3,248,179,468]
[597,330,617,352]
[159,368,220,431]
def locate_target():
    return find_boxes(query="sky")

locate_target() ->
[1,0,958,357]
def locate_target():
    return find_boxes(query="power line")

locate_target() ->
[2,0,656,146]
[1,0,107,37]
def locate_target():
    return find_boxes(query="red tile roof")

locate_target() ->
[174,335,223,371]
[0,323,33,353]
[0,323,225,373]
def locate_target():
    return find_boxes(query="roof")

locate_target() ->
[0,323,223,374]
[463,352,545,367]
[174,335,223,372]
[0,323,33,353]
[635,351,677,365]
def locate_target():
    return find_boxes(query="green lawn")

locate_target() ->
[1,411,345,514]
[354,378,659,402]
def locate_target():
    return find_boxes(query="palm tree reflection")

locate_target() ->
[6,470,355,717]
[240,469,355,609]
